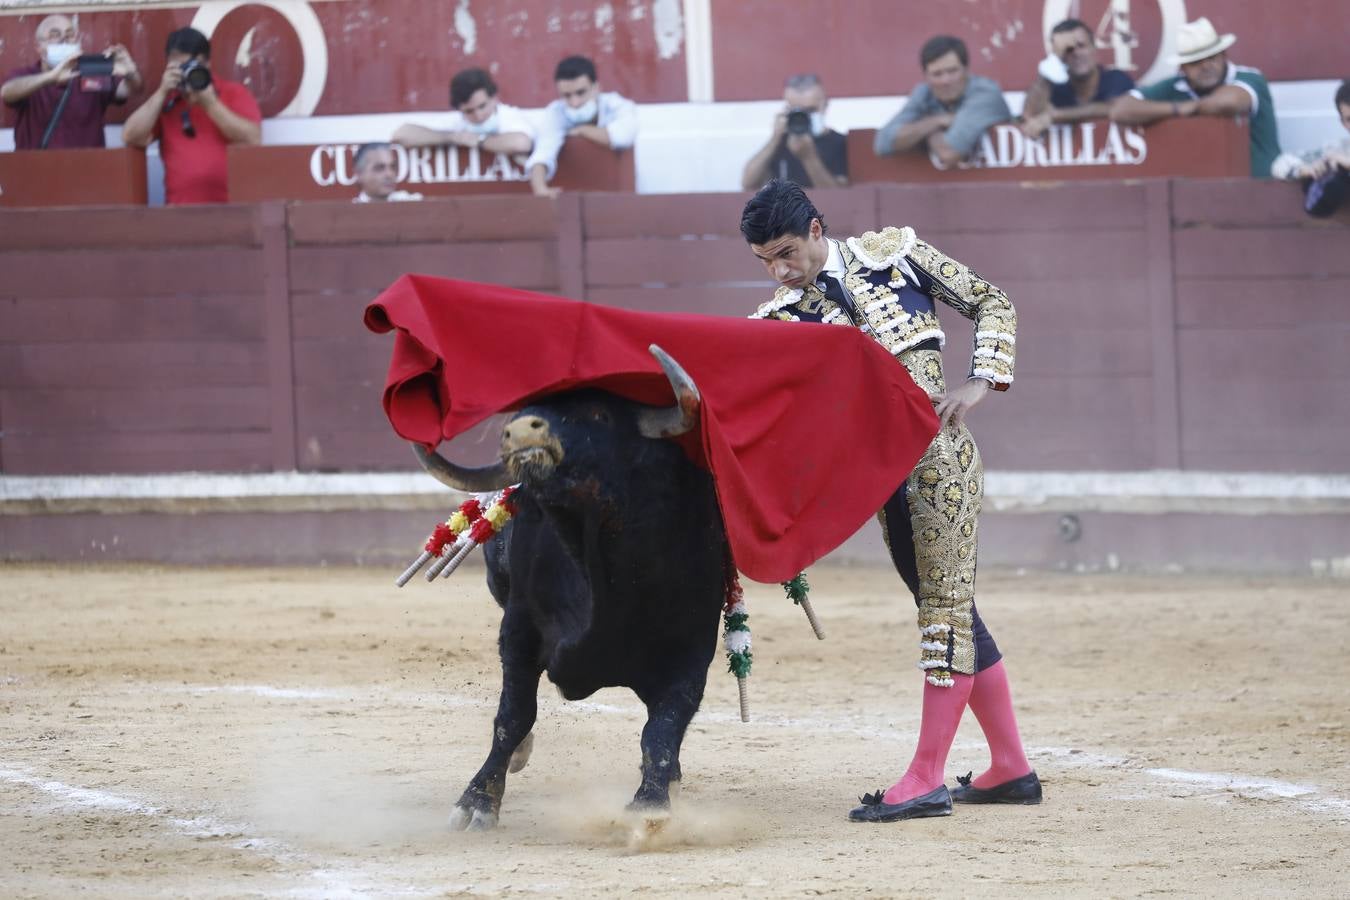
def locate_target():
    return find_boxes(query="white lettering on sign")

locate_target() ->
[307,144,528,188]
[308,145,336,186]
[941,122,1149,170]
[405,146,433,184]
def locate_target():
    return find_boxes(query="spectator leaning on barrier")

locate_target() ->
[1272,80,1350,181]
[526,55,637,198]
[352,142,423,203]
[1019,18,1134,140]
[1110,17,1279,178]
[741,73,848,191]
[121,28,261,204]
[2,13,142,150]
[1272,80,1350,217]
[874,35,1011,168]
[392,67,534,158]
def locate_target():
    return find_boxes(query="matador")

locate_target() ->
[740,179,1042,822]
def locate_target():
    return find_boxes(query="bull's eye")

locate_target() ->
[589,408,612,425]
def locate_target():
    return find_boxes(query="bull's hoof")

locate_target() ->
[625,795,671,815]
[624,808,671,853]
[447,804,498,832]
[508,731,535,774]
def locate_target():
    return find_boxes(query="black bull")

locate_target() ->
[414,347,728,830]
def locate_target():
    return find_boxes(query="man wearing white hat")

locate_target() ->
[1110,17,1280,177]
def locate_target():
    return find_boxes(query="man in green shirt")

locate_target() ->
[1110,17,1280,177]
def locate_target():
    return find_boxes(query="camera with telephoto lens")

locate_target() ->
[785,108,812,135]
[179,59,212,92]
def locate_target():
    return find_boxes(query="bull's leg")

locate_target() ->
[629,669,706,811]
[448,611,542,831]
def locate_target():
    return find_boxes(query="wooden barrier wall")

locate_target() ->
[1,179,1346,477]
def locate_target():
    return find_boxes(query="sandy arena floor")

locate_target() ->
[1,562,1347,898]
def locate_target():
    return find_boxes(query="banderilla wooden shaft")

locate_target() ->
[800,596,825,640]
[438,539,478,578]
[737,676,750,723]
[425,541,462,580]
[395,550,434,587]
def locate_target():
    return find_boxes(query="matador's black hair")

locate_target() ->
[740,179,827,245]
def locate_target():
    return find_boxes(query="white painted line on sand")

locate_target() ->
[135,682,1350,824]
[0,765,428,898]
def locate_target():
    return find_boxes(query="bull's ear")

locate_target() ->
[412,444,512,492]
[637,344,701,439]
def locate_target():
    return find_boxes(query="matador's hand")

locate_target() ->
[932,377,990,430]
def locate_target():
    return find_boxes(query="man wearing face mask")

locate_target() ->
[526,55,637,198]
[392,67,534,158]
[742,73,848,191]
[2,13,142,150]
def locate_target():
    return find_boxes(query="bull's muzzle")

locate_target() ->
[501,415,564,479]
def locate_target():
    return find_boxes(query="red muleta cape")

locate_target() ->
[364,275,938,583]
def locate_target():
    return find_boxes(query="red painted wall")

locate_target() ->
[0,1,688,121]
[1,178,1346,478]
[710,0,1348,100]
[2,1,1343,125]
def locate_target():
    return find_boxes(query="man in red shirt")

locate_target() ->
[1,13,142,149]
[121,27,260,204]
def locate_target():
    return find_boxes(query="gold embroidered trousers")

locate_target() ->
[878,348,988,682]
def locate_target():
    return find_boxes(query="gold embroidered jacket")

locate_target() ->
[749,226,1017,389]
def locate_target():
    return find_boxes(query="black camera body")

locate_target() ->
[75,54,114,94]
[785,108,813,136]
[76,54,114,77]
[1305,169,1349,218]
[179,59,212,92]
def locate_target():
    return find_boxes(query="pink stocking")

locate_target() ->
[966,659,1032,788]
[882,672,974,804]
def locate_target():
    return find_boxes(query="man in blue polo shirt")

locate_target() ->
[1019,17,1134,139]
[1110,17,1280,177]
[874,35,1011,169]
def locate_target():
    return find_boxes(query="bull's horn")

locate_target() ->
[637,344,701,439]
[412,444,512,492]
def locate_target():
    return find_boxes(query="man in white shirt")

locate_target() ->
[526,55,637,198]
[351,142,423,203]
[392,67,534,158]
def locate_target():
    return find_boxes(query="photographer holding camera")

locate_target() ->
[122,28,261,205]
[741,73,848,191]
[2,14,142,150]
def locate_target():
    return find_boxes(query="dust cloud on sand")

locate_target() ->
[2,563,1348,897]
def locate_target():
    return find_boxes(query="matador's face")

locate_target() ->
[748,218,829,290]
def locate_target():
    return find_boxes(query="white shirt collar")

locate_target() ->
[821,237,847,280]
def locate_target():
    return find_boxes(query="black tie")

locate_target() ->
[817,272,857,322]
